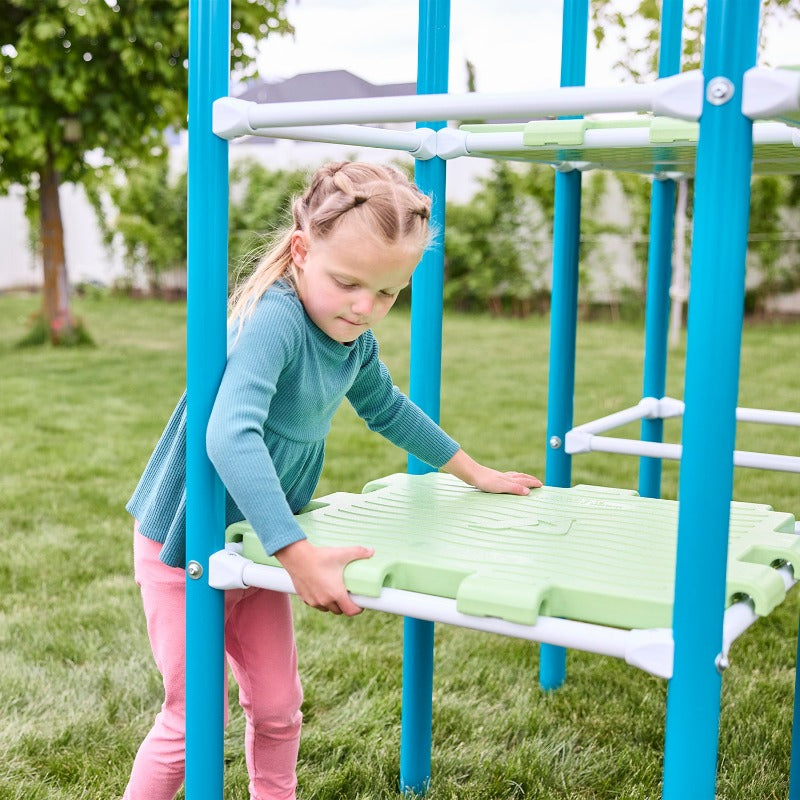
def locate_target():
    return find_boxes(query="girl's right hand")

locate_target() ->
[273,538,374,616]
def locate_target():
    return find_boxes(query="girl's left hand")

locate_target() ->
[469,467,542,495]
[442,449,542,495]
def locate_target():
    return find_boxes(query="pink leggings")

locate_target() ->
[124,529,303,800]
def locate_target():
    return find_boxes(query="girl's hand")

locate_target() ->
[273,538,374,616]
[442,449,542,495]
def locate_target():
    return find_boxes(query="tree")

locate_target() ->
[92,157,306,294]
[0,0,291,344]
[591,0,800,324]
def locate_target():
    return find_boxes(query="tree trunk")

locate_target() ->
[40,150,76,344]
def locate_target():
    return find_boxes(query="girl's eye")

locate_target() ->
[379,290,397,298]
[334,278,356,290]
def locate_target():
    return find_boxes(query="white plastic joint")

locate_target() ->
[625,628,673,679]
[743,66,800,122]
[657,396,686,418]
[411,127,438,160]
[435,127,469,159]
[651,70,704,121]
[565,428,593,454]
[212,97,255,140]
[208,547,249,590]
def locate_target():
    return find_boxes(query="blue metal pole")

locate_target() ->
[791,613,800,799]
[400,0,450,793]
[662,2,759,798]
[185,1,229,797]
[638,0,683,499]
[540,0,588,692]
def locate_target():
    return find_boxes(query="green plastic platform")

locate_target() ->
[226,473,798,630]
[459,117,800,175]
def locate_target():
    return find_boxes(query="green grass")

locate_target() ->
[0,291,798,799]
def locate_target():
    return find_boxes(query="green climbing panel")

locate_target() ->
[458,117,800,176]
[226,473,798,630]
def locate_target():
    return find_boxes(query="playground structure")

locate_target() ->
[183,1,800,798]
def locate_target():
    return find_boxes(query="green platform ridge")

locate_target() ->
[458,116,800,175]
[226,473,798,629]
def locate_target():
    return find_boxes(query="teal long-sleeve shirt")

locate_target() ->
[127,281,460,567]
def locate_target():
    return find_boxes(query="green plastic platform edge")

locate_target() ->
[226,474,798,631]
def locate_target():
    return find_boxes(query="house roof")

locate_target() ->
[236,69,416,104]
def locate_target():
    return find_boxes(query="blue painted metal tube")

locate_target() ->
[638,0,683,499]
[661,2,759,798]
[638,179,674,498]
[400,0,449,794]
[185,1,229,797]
[539,0,587,693]
[791,613,800,800]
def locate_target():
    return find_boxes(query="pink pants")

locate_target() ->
[124,529,303,800]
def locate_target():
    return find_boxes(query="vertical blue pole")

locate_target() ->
[638,0,683,499]
[791,613,800,799]
[400,0,450,794]
[662,2,759,798]
[540,0,588,692]
[185,1,229,798]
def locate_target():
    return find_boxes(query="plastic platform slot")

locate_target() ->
[223,473,798,631]
[457,117,800,176]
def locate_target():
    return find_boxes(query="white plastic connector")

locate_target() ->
[411,127,438,160]
[435,127,469,159]
[651,70,704,121]
[212,97,255,140]
[552,161,594,172]
[625,628,674,679]
[743,66,800,123]
[565,428,594,454]
[637,396,661,419]
[656,396,686,419]
[208,545,249,590]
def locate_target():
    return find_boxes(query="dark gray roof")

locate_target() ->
[236,69,416,104]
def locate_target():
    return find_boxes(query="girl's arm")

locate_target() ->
[441,448,542,495]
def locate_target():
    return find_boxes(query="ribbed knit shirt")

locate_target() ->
[127,281,460,567]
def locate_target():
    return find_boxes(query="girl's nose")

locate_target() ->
[351,292,374,317]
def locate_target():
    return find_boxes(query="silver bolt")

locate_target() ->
[549,436,562,450]
[187,560,203,580]
[715,653,730,674]
[706,77,734,106]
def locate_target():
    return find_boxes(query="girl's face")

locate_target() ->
[291,225,422,343]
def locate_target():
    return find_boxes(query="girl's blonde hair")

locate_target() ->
[228,161,432,328]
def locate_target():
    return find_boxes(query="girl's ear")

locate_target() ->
[290,231,309,269]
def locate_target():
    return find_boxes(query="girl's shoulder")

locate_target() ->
[229,281,304,348]
[251,281,303,325]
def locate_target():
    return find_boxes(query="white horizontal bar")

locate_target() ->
[215,73,701,137]
[463,121,797,156]
[574,434,800,473]
[242,85,658,128]
[573,398,659,436]
[239,123,436,157]
[737,406,800,427]
[208,550,796,680]
[213,552,668,675]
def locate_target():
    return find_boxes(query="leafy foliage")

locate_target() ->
[0,0,291,192]
[0,0,291,341]
[92,156,308,292]
[590,0,800,82]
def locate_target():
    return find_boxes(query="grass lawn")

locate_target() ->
[0,291,798,799]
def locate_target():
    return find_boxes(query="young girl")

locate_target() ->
[124,161,541,800]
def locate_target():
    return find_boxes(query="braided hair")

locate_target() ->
[229,162,432,327]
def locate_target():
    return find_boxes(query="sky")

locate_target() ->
[252,0,800,94]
